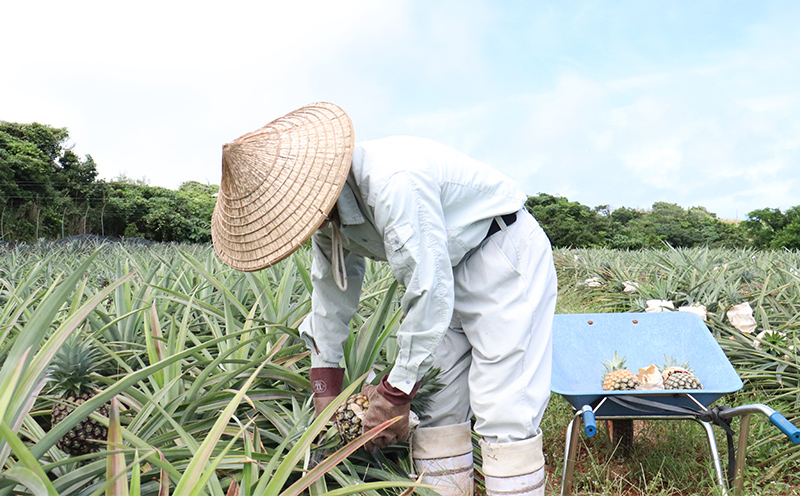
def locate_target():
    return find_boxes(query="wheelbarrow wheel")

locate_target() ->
[608,419,634,457]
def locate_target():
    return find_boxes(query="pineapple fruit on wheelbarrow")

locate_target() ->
[600,352,703,455]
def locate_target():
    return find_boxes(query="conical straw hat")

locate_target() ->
[211,102,354,271]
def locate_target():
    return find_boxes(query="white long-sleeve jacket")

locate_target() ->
[298,136,527,394]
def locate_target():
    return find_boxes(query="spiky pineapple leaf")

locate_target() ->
[0,420,58,496]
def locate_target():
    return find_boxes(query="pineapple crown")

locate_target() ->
[48,335,104,398]
[661,354,693,373]
[602,351,628,373]
[410,367,444,413]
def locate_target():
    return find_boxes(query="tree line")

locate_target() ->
[2,121,799,250]
[525,193,800,250]
[1,122,215,243]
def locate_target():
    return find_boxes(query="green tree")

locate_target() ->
[176,181,217,243]
[56,150,98,197]
[0,123,58,206]
[766,206,800,250]
[740,208,788,248]
[0,121,222,243]
[99,179,155,239]
[0,121,105,240]
[623,203,724,248]
[714,220,749,248]
[95,179,216,242]
[610,206,642,226]
[1,122,71,239]
[649,202,703,247]
[525,193,608,247]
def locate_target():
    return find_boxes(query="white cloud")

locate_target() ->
[620,145,683,191]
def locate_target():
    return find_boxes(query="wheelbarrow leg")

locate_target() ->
[696,419,728,496]
[732,413,751,496]
[561,415,583,496]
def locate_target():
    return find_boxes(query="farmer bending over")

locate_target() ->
[211,102,557,496]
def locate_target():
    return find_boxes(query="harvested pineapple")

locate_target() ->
[333,391,420,444]
[334,393,369,443]
[602,352,640,391]
[660,355,691,380]
[661,356,703,390]
[663,372,703,390]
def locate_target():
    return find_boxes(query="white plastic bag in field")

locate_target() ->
[645,299,674,312]
[584,277,603,288]
[727,302,757,333]
[679,304,708,321]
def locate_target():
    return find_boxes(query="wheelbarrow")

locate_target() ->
[551,312,800,496]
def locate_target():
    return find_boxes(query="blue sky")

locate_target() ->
[3,1,798,220]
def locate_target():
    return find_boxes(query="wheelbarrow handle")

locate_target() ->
[580,405,597,437]
[769,412,800,444]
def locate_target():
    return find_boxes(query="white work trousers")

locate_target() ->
[417,209,557,444]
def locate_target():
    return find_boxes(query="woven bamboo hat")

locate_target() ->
[211,102,354,271]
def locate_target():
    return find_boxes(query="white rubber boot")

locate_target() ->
[480,433,545,496]
[412,421,474,496]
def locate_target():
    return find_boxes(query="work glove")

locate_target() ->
[361,375,420,451]
[310,367,344,420]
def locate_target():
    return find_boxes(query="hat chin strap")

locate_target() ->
[331,223,348,292]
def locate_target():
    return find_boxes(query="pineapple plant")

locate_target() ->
[660,356,703,390]
[601,352,641,391]
[334,393,369,443]
[49,335,110,457]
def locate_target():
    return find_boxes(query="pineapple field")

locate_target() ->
[0,239,798,495]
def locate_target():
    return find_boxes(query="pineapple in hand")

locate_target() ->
[334,391,423,444]
[49,336,110,457]
[334,393,370,443]
[333,368,441,444]
[602,352,641,391]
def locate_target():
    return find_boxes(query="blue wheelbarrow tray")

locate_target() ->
[552,312,800,496]
[551,311,743,417]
